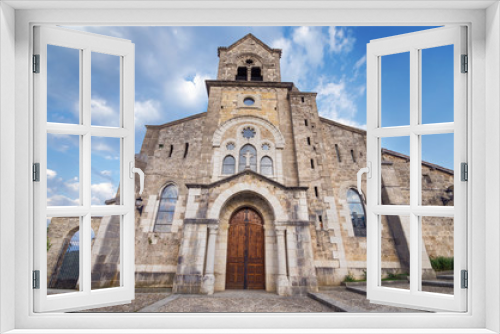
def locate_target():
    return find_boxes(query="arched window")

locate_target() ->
[251,67,263,81]
[260,156,273,176]
[238,144,257,172]
[222,155,235,175]
[236,67,247,81]
[347,188,366,237]
[155,184,178,232]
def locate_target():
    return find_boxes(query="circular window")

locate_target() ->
[243,97,255,106]
[262,143,270,151]
[242,127,256,139]
[226,142,235,150]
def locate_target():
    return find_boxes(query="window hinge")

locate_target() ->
[33,163,40,182]
[33,270,40,289]
[33,54,40,73]
[461,54,468,73]
[461,162,468,181]
[461,270,468,289]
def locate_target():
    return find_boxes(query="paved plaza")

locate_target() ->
[77,282,453,313]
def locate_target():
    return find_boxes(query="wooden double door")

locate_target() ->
[226,208,265,290]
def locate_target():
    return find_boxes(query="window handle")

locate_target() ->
[129,161,145,195]
[357,162,371,196]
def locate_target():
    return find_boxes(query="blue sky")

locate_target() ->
[46,26,454,206]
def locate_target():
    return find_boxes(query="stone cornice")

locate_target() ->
[186,169,308,192]
[205,80,294,94]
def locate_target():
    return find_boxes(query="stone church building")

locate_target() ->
[47,34,455,296]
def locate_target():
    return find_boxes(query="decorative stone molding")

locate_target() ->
[212,115,285,149]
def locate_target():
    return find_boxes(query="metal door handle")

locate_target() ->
[129,161,145,195]
[357,162,371,195]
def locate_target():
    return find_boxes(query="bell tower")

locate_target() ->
[216,34,282,82]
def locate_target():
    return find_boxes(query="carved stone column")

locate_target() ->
[275,226,289,296]
[201,225,219,294]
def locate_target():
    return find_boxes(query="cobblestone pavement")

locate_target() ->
[317,287,424,312]
[152,290,334,313]
[75,285,453,313]
[78,292,171,313]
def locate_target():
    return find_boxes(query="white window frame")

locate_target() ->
[32,25,136,312]
[0,2,499,333]
[365,26,467,312]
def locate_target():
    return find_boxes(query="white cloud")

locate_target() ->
[46,169,57,180]
[100,170,112,176]
[175,74,210,108]
[91,98,119,126]
[65,179,79,192]
[354,55,366,70]
[292,26,325,67]
[47,194,79,206]
[315,78,365,129]
[92,142,114,153]
[135,99,162,129]
[91,182,117,205]
[328,27,355,54]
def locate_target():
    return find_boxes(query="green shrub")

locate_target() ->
[430,256,454,271]
[344,273,356,282]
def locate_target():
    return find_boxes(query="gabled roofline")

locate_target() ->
[382,148,454,175]
[319,117,367,135]
[217,33,282,58]
[186,169,308,191]
[145,112,207,130]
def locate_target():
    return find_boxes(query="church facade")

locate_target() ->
[47,34,455,296]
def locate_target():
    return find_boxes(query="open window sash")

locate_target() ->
[33,26,135,312]
[365,26,467,312]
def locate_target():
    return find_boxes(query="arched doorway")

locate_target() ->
[226,207,265,290]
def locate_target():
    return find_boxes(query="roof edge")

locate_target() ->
[145,112,207,130]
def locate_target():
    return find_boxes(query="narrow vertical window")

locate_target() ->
[351,149,356,162]
[310,159,315,169]
[307,137,311,146]
[347,188,366,237]
[238,144,257,172]
[155,185,178,232]
[260,156,273,176]
[168,145,173,158]
[301,96,305,103]
[222,155,235,175]
[183,143,189,158]
[335,144,341,162]
[314,186,319,198]
[305,119,308,126]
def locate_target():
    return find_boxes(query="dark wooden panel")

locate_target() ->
[226,208,265,290]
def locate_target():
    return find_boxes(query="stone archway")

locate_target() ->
[213,191,281,293]
[226,207,265,290]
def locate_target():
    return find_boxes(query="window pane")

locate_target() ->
[381,137,410,205]
[347,189,366,237]
[47,217,81,294]
[381,215,410,290]
[381,52,410,127]
[260,157,273,176]
[238,144,257,172]
[91,137,121,205]
[420,216,454,295]
[47,45,80,124]
[91,52,121,127]
[421,133,454,206]
[47,134,80,206]
[421,45,454,124]
[91,215,121,290]
[222,156,235,175]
